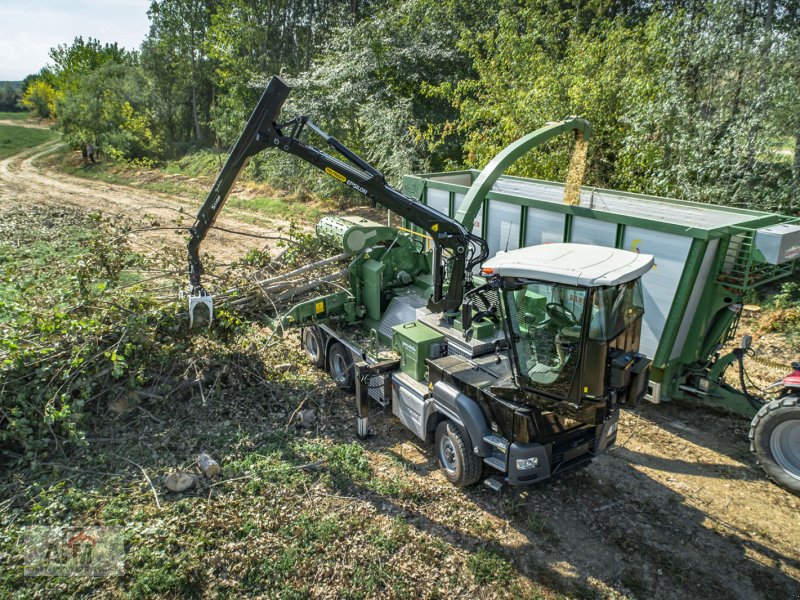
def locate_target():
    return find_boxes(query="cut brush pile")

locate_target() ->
[0,204,346,464]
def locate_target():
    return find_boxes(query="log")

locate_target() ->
[198,452,221,478]
[274,269,348,303]
[226,269,348,308]
[253,252,348,287]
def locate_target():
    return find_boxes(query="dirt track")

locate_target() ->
[0,141,292,268]
[1,141,799,598]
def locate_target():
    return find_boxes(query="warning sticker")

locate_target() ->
[324,167,346,183]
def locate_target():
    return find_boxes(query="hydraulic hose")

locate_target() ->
[734,348,766,411]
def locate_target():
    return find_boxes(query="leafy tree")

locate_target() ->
[48,37,128,94]
[21,79,58,118]
[145,0,219,147]
[57,61,163,160]
[0,83,20,111]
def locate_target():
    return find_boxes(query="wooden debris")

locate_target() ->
[164,471,195,492]
[198,453,221,478]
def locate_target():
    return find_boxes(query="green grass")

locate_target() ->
[467,547,515,585]
[0,123,57,158]
[0,207,140,324]
[0,111,33,121]
[227,195,325,224]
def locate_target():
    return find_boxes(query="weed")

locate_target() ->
[467,546,514,584]
[526,512,546,534]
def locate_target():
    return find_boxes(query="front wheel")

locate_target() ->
[750,394,800,495]
[435,420,482,487]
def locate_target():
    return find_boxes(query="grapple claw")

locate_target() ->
[189,291,214,327]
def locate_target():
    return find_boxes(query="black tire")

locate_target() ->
[749,394,800,495]
[328,343,354,391]
[303,326,326,369]
[435,420,482,487]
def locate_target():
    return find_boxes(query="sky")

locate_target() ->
[0,0,152,81]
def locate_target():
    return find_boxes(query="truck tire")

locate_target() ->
[435,420,482,487]
[749,394,800,495]
[303,326,326,369]
[328,343,354,391]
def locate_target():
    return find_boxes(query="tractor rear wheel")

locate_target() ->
[303,326,326,369]
[750,394,800,495]
[435,420,482,487]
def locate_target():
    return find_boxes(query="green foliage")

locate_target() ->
[0,83,21,111]
[21,79,58,118]
[57,61,163,160]
[48,36,128,95]
[0,208,176,460]
[467,546,514,584]
[440,1,799,212]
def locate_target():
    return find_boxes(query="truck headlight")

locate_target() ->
[515,457,539,471]
[606,422,618,438]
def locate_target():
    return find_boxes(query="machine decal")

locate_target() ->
[325,167,346,182]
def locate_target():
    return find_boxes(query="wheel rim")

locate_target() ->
[770,420,800,481]
[332,353,348,384]
[305,332,319,361]
[439,436,458,475]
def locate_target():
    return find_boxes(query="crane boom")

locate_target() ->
[187,76,485,324]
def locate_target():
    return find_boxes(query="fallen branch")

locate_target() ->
[113,454,161,509]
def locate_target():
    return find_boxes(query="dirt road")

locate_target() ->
[0,141,293,268]
[1,141,798,599]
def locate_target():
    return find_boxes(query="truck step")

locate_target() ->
[483,476,504,492]
[483,455,506,472]
[483,433,509,453]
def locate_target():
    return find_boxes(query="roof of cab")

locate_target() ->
[481,243,654,287]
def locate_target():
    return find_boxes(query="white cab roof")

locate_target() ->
[482,243,654,287]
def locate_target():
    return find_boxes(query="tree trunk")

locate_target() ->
[793,130,800,204]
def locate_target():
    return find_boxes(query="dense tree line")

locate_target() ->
[20,0,800,211]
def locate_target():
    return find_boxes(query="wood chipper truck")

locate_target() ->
[186,76,654,489]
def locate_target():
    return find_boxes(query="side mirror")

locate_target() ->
[461,301,473,331]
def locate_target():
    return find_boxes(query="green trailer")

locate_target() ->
[403,169,800,416]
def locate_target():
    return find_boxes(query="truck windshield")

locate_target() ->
[504,280,587,396]
[588,280,644,341]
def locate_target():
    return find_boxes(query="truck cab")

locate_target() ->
[415,243,653,487]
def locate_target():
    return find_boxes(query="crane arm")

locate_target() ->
[187,76,484,323]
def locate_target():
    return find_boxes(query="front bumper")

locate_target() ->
[506,409,620,486]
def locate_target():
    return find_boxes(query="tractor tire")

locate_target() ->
[749,394,800,495]
[435,420,482,487]
[328,343,355,392]
[303,326,326,369]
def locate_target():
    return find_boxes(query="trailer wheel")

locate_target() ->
[435,420,482,487]
[750,394,800,495]
[328,343,354,391]
[303,327,326,369]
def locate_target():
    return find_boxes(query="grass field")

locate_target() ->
[0,122,57,158]
[0,111,33,121]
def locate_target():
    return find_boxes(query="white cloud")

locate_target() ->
[0,0,151,80]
